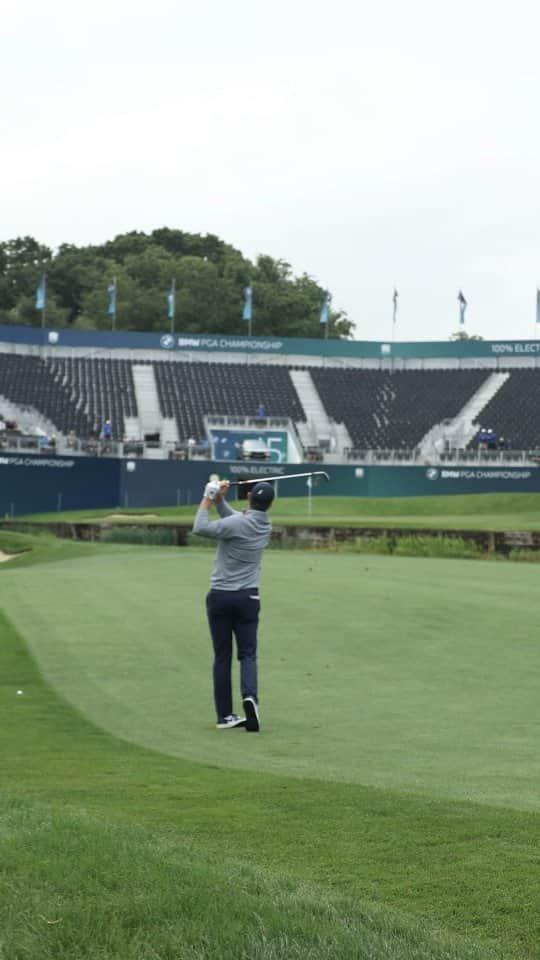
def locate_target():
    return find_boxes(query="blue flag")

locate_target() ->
[320,291,329,325]
[35,274,46,310]
[243,285,252,321]
[458,290,467,325]
[167,282,175,320]
[536,289,540,324]
[107,280,117,316]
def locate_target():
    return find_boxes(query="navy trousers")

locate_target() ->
[206,588,260,720]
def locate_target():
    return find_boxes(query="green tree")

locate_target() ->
[0,236,52,323]
[0,230,354,339]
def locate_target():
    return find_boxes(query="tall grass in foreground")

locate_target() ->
[1,798,503,960]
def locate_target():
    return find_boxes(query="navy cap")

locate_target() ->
[249,481,275,509]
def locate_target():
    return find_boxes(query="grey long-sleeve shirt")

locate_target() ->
[192,498,272,590]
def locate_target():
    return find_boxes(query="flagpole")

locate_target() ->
[390,289,398,374]
[320,291,329,339]
[42,274,47,331]
[112,276,116,331]
[243,285,253,336]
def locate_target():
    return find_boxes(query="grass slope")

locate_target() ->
[0,607,533,960]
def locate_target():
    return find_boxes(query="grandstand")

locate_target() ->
[1,325,540,464]
[153,359,306,443]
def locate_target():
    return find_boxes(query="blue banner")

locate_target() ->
[319,291,328,325]
[242,285,252,322]
[167,283,175,320]
[107,280,116,316]
[35,275,46,310]
[458,290,467,325]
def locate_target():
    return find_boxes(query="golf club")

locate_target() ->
[228,471,330,487]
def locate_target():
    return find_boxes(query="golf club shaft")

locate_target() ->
[228,471,329,487]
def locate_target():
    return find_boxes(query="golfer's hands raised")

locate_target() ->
[202,479,230,502]
[203,481,221,501]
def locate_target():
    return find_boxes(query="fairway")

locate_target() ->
[3,545,540,810]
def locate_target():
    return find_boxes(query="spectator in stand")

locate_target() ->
[255,402,267,420]
[486,428,497,450]
[476,427,488,450]
[102,419,113,441]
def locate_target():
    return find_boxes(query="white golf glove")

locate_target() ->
[204,481,221,500]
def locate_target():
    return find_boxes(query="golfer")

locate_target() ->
[192,478,274,732]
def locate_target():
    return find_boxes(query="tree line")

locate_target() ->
[0,230,354,339]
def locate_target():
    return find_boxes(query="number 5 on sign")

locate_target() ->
[266,436,285,463]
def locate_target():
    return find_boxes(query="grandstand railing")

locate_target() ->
[343,447,540,466]
[206,415,291,429]
[3,431,539,467]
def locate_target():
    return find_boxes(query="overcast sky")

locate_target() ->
[2,0,540,342]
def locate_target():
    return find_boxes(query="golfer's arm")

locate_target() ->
[192,507,239,539]
[215,498,235,518]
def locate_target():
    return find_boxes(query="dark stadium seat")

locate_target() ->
[310,368,489,449]
[153,360,306,442]
[0,354,94,438]
[46,357,137,440]
[470,369,540,450]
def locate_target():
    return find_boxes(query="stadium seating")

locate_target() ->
[310,368,488,449]
[2,348,538,458]
[0,355,137,441]
[0,353,93,438]
[46,357,137,440]
[470,369,540,450]
[153,361,306,441]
